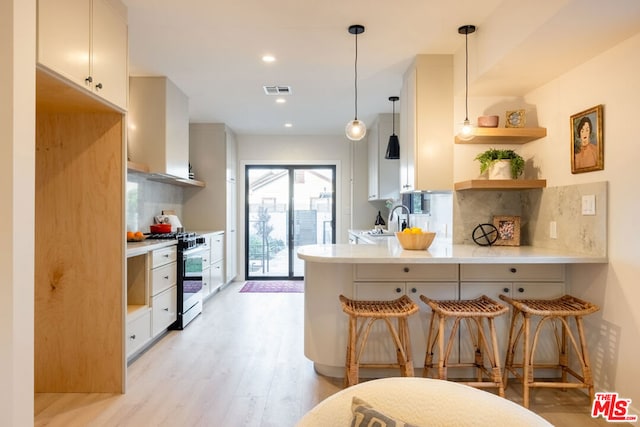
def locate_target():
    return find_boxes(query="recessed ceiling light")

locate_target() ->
[262,55,276,63]
[284,123,293,128]
[275,98,286,104]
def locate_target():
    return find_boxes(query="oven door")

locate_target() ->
[179,246,206,327]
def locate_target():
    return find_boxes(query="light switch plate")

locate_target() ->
[582,195,596,216]
[550,221,557,239]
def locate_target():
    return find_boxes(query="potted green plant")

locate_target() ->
[475,148,525,179]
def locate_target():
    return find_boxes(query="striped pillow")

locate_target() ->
[351,396,422,427]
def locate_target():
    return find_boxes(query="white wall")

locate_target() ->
[1,0,35,424]
[456,32,640,411]
[236,134,375,277]
[526,32,640,410]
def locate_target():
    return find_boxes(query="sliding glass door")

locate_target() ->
[245,165,336,280]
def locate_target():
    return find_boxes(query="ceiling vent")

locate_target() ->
[263,85,292,96]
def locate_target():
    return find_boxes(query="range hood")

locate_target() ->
[128,76,204,187]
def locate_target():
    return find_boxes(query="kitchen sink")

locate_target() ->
[362,230,395,237]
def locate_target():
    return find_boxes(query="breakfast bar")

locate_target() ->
[297,240,607,379]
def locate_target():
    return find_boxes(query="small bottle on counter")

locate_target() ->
[401,218,407,231]
[374,211,386,231]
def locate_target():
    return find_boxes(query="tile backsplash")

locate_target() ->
[127,173,183,232]
[453,181,607,256]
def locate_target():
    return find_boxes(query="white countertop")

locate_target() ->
[126,229,223,258]
[297,240,608,264]
[126,239,177,257]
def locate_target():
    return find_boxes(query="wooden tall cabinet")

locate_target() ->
[399,55,454,192]
[183,123,238,284]
[35,73,125,393]
[34,0,127,393]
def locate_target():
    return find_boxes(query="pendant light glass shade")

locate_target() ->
[345,25,366,141]
[346,119,367,141]
[385,96,400,159]
[457,25,476,141]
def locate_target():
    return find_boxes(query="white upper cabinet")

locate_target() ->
[399,55,454,192]
[37,0,128,110]
[368,114,400,201]
[128,76,190,179]
[183,124,238,284]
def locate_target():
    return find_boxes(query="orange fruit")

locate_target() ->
[127,231,134,240]
[134,231,144,238]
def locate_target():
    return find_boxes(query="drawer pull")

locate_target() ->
[395,287,402,293]
[163,254,170,258]
[129,334,136,340]
[164,275,169,280]
[517,287,525,293]
[163,307,169,311]
[503,288,510,293]
[403,267,410,273]
[509,267,517,273]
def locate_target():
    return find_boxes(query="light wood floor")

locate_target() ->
[35,282,622,426]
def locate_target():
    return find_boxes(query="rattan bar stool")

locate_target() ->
[499,294,600,408]
[420,294,509,396]
[338,294,419,387]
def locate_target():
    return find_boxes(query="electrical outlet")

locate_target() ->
[550,221,557,239]
[582,195,596,215]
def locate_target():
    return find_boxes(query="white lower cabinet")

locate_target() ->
[150,246,177,337]
[151,286,177,336]
[353,264,459,367]
[126,308,151,357]
[126,244,178,360]
[205,232,225,295]
[460,264,565,375]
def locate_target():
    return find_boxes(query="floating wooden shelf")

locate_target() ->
[454,179,547,191]
[126,160,149,174]
[127,161,205,187]
[455,127,547,144]
[148,175,206,188]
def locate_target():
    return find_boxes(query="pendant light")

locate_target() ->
[345,24,366,141]
[457,24,476,141]
[385,96,400,159]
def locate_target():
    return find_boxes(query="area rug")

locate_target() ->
[239,281,304,293]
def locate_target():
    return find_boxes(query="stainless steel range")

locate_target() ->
[146,232,207,329]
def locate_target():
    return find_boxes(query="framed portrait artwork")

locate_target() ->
[571,104,604,174]
[493,215,521,246]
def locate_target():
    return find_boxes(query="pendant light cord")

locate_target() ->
[464,30,469,122]
[354,30,359,120]
[392,99,396,135]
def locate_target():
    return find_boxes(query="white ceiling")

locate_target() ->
[122,0,640,136]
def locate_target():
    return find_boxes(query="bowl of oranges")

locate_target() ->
[127,231,146,242]
[395,227,436,250]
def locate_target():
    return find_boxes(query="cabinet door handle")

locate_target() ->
[163,254,170,258]
[95,82,103,90]
[403,267,410,273]
[163,307,169,311]
[503,288,510,293]
[85,76,93,84]
[410,287,417,293]
[129,334,136,340]
[164,275,169,280]
[517,287,525,293]
[509,267,517,273]
[395,287,402,293]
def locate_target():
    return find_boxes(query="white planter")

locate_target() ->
[489,160,512,179]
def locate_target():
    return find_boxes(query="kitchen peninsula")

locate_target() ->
[297,240,607,379]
